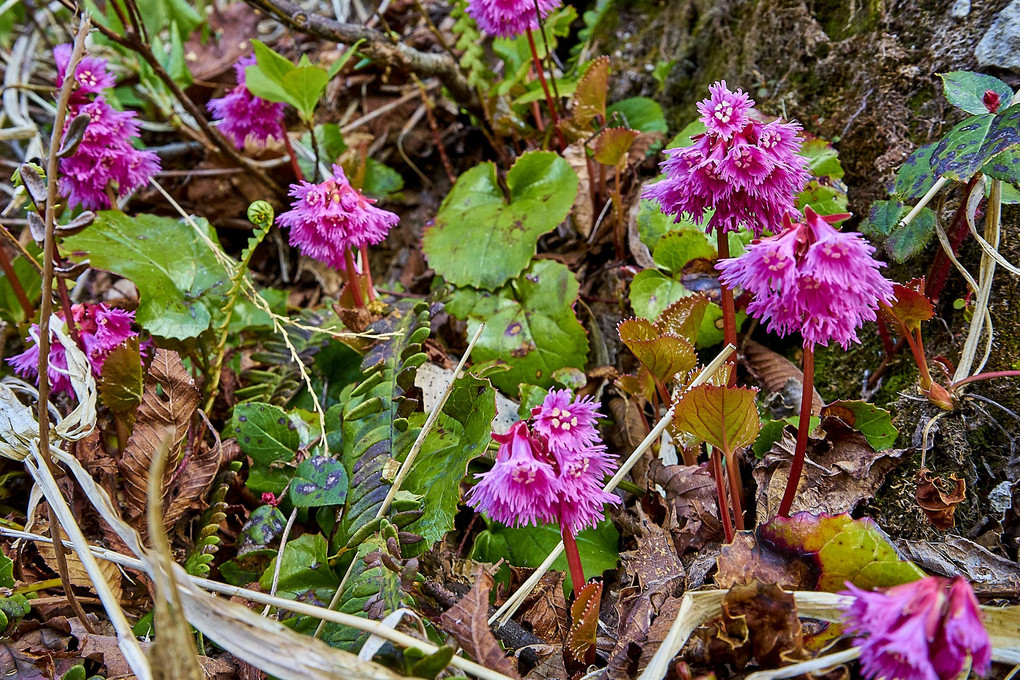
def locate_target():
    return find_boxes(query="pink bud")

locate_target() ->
[983,89,1001,113]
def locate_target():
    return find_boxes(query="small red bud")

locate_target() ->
[261,492,280,506]
[983,89,1001,113]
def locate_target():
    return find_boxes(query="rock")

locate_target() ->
[976,0,1020,70]
[951,0,970,18]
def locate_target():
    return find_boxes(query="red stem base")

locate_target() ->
[778,347,814,518]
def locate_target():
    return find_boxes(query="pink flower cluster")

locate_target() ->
[466,389,619,534]
[465,0,562,39]
[716,206,895,349]
[8,303,144,397]
[841,576,991,680]
[643,81,810,237]
[207,55,286,149]
[54,44,160,211]
[276,164,399,270]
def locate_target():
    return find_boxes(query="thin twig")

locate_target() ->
[38,14,93,633]
[261,506,298,616]
[244,0,479,111]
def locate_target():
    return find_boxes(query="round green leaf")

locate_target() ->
[939,71,1014,115]
[454,260,588,392]
[289,455,349,508]
[423,151,578,290]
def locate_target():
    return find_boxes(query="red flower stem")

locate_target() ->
[343,247,365,308]
[900,323,934,390]
[561,525,586,597]
[281,126,305,182]
[723,446,745,531]
[359,244,376,302]
[0,244,32,319]
[525,28,566,151]
[711,448,734,542]
[717,231,738,386]
[876,314,895,356]
[778,346,814,518]
[951,370,1020,390]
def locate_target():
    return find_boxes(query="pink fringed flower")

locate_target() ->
[469,389,619,534]
[716,206,895,349]
[643,80,810,237]
[841,576,991,680]
[8,303,144,397]
[54,44,160,210]
[277,164,399,270]
[465,0,562,39]
[466,421,558,527]
[207,55,286,149]
[555,443,620,534]
[531,388,602,455]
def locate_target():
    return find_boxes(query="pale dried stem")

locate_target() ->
[314,324,486,638]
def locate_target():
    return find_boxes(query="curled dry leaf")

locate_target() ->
[716,532,816,591]
[438,568,521,679]
[895,534,1020,598]
[742,339,823,417]
[520,570,568,643]
[648,460,723,552]
[719,581,808,667]
[563,143,595,238]
[118,349,200,534]
[915,467,966,530]
[753,428,907,518]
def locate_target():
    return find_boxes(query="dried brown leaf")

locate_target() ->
[648,460,723,552]
[563,143,595,237]
[35,519,123,603]
[520,571,568,643]
[914,468,966,530]
[439,568,520,679]
[715,532,816,591]
[895,534,1020,598]
[753,428,907,518]
[742,340,823,417]
[720,581,808,666]
[119,349,200,533]
[164,437,224,529]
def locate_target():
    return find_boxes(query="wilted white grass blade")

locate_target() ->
[358,608,426,662]
[25,448,152,680]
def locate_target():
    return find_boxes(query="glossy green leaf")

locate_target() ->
[607,96,667,133]
[238,505,287,553]
[796,181,848,217]
[760,514,924,591]
[629,269,687,320]
[652,229,717,276]
[452,259,588,392]
[289,456,350,508]
[800,138,844,179]
[931,103,1020,181]
[893,142,938,200]
[61,211,230,340]
[618,317,698,386]
[821,400,898,451]
[0,552,12,588]
[283,65,330,120]
[939,71,1013,115]
[0,251,40,323]
[234,402,300,466]
[259,533,338,599]
[423,151,578,290]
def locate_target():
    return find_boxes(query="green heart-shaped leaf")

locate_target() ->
[451,259,588,392]
[423,151,578,290]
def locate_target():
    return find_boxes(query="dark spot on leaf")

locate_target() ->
[505,322,523,336]
[238,415,247,422]
[278,417,286,425]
